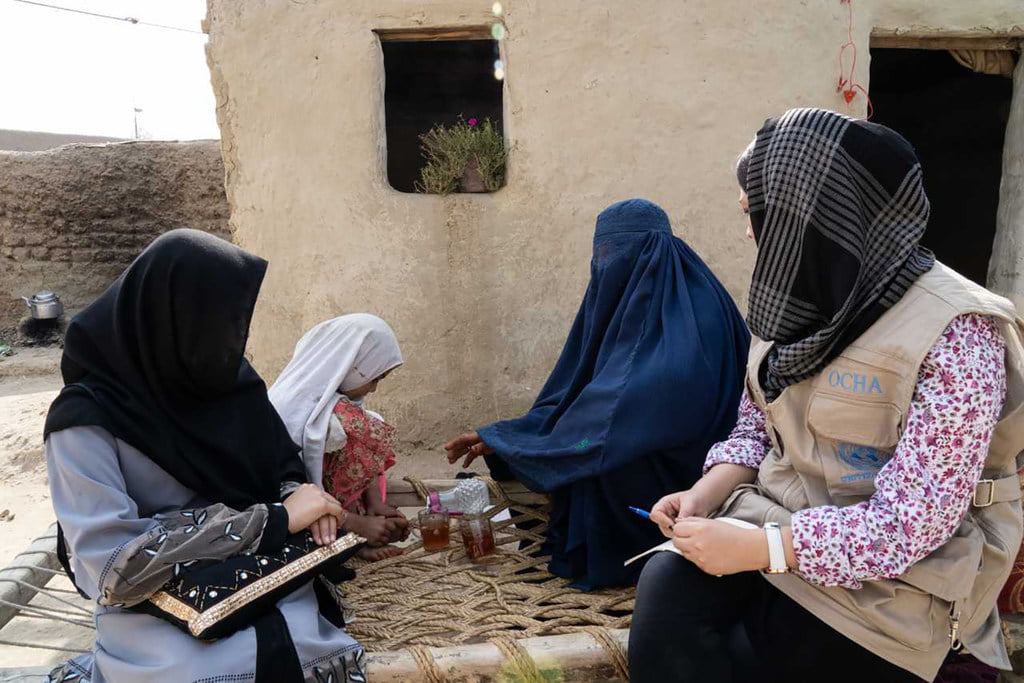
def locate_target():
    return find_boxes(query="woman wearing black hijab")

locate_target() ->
[44,230,366,683]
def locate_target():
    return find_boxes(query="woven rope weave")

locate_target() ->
[342,477,634,678]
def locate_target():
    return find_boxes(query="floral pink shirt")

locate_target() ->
[704,314,1007,588]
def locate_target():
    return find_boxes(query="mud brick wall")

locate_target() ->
[0,141,229,336]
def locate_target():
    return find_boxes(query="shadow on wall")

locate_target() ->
[0,141,230,341]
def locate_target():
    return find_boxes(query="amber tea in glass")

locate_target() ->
[419,510,450,552]
[459,513,496,563]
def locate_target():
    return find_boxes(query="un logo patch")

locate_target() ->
[836,443,891,472]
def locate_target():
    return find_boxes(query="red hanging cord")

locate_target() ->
[837,0,874,119]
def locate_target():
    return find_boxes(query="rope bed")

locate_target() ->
[10,479,1024,680]
[0,530,96,664]
[0,479,635,681]
[343,478,633,671]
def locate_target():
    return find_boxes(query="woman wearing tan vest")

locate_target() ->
[628,108,1024,682]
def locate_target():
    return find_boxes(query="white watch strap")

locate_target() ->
[764,523,787,574]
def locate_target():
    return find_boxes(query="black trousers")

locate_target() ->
[628,552,923,683]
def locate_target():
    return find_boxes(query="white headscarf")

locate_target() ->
[269,314,403,486]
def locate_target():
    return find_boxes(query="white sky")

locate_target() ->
[0,0,219,140]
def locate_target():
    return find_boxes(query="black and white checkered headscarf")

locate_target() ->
[742,108,935,400]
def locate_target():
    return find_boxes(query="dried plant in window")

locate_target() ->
[416,118,506,195]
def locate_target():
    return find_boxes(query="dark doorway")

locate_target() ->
[381,39,503,193]
[869,48,1013,285]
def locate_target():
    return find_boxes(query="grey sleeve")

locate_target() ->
[280,480,303,500]
[47,426,288,607]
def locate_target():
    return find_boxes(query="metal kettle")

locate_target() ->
[23,290,64,320]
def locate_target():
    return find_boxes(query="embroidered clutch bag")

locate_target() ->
[135,531,365,640]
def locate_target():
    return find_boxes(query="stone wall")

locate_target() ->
[0,141,229,337]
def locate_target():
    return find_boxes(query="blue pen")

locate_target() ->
[629,506,651,520]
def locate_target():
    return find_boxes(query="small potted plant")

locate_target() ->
[416,117,506,195]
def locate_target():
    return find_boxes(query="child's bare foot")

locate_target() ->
[357,545,404,562]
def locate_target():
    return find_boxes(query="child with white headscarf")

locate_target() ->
[270,314,408,561]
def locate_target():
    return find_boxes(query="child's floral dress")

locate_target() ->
[322,396,397,512]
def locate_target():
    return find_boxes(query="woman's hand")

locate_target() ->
[444,431,494,469]
[649,489,714,538]
[283,483,344,534]
[671,518,769,576]
[308,514,338,546]
[649,464,760,538]
[344,513,393,546]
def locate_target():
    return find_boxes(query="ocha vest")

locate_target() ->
[718,263,1024,680]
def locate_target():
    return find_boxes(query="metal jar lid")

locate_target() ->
[29,290,60,304]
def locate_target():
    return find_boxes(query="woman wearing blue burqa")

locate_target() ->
[445,199,750,589]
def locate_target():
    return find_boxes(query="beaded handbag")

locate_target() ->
[135,531,365,640]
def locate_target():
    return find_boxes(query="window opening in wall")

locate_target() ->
[869,48,1014,286]
[379,31,505,194]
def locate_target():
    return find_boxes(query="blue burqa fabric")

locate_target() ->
[478,199,750,589]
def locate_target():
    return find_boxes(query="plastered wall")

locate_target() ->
[204,0,1023,455]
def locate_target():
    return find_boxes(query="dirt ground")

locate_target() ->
[0,348,63,672]
[0,348,62,571]
[0,345,457,671]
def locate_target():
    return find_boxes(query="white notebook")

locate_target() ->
[623,517,759,566]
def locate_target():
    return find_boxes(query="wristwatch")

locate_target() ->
[763,522,789,574]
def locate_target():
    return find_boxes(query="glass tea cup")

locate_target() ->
[459,513,496,563]
[418,509,451,552]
